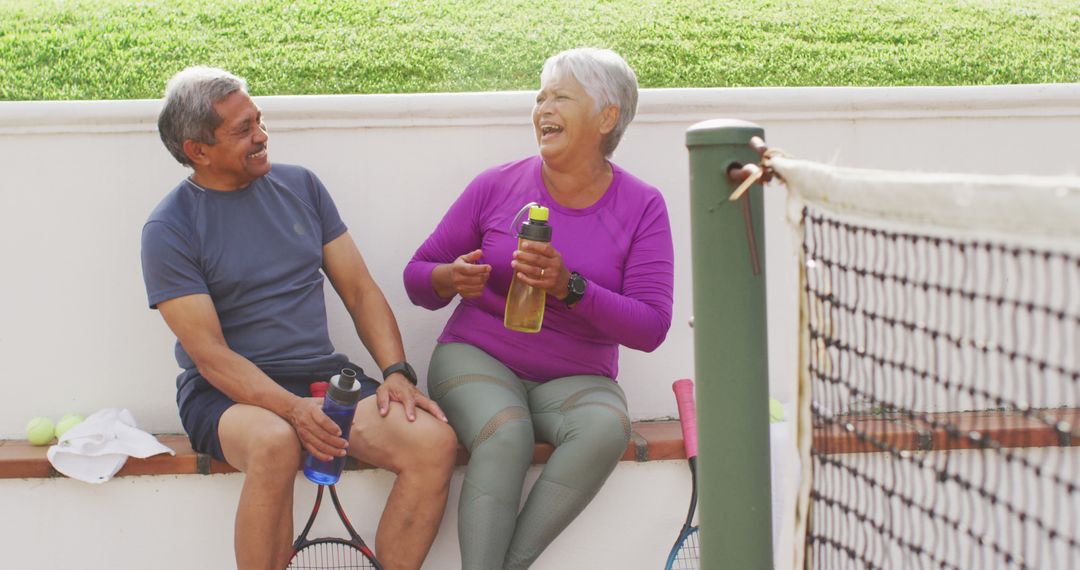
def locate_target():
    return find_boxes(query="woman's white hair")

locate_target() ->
[158,66,248,167]
[540,48,639,158]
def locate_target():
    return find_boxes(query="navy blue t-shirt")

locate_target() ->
[141,164,350,402]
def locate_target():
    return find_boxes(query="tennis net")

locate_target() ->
[771,156,1080,569]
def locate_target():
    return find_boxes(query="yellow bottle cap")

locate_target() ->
[528,205,550,222]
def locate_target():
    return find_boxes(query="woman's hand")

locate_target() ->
[511,240,571,300]
[433,249,491,299]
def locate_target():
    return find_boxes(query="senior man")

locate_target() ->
[141,66,457,570]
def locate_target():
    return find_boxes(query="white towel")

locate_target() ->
[46,408,175,484]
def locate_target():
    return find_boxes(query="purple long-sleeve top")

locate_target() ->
[404,156,674,382]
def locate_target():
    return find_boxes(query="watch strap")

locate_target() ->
[381,361,418,385]
[564,271,586,307]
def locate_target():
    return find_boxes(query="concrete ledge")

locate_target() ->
[6,409,1072,479]
[0,420,689,479]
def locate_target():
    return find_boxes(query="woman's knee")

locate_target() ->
[462,412,536,497]
[470,409,534,461]
[568,406,631,460]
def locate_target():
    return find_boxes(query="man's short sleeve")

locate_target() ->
[141,221,208,309]
[309,172,348,245]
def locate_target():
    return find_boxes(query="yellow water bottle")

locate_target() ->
[504,204,551,333]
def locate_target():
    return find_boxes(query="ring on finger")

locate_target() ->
[540,268,546,277]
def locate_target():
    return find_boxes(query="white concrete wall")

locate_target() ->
[2,85,1080,569]
[2,461,689,570]
[3,84,1079,439]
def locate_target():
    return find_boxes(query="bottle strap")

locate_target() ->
[508,201,539,235]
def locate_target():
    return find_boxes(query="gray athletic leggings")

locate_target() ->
[428,342,632,570]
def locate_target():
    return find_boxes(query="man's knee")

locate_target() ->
[241,419,303,477]
[221,406,303,476]
[363,414,459,475]
[412,418,459,467]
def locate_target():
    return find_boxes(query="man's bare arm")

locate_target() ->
[322,232,447,422]
[156,294,346,460]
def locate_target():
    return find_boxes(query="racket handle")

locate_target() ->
[672,379,698,460]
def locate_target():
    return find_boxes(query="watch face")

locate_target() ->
[570,274,586,294]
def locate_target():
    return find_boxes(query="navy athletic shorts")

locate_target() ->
[177,363,380,462]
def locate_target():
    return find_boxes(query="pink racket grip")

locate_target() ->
[672,379,698,460]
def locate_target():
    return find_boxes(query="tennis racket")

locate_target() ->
[666,378,699,570]
[287,380,382,569]
[287,483,382,569]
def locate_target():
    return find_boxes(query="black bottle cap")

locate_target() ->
[519,219,552,242]
[328,368,362,406]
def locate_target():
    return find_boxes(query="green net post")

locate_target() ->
[685,119,773,569]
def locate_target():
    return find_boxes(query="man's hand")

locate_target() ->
[286,396,349,462]
[377,374,449,423]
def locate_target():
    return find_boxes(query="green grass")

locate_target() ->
[2,0,1079,100]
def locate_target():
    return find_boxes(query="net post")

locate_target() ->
[685,119,774,569]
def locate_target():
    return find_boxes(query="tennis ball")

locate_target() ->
[55,414,85,438]
[26,417,55,446]
[769,398,786,424]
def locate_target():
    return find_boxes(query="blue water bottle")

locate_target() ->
[302,368,362,485]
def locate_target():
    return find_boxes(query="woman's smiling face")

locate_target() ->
[532,73,607,167]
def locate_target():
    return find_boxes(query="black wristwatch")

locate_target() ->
[382,361,418,385]
[564,271,587,308]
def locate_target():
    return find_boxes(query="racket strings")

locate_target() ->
[288,540,378,569]
[670,527,700,570]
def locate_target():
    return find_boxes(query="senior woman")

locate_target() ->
[404,47,674,569]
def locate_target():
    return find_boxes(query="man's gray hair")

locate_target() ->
[158,66,248,166]
[540,48,639,158]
